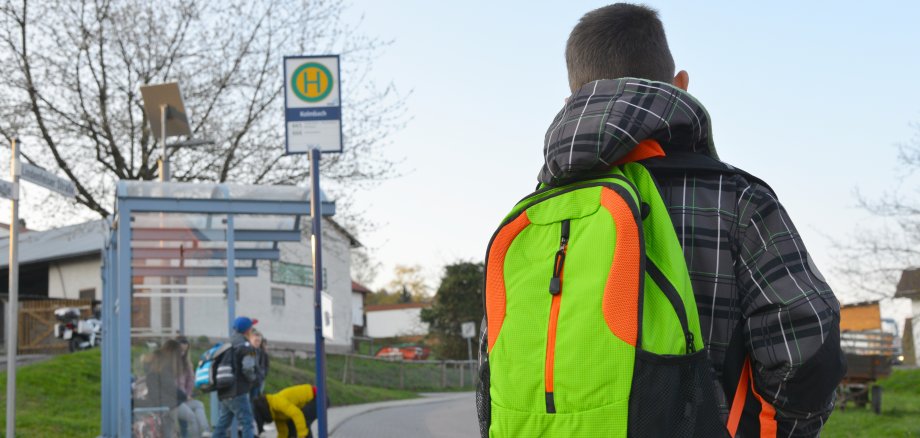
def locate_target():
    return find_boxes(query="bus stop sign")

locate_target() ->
[283,55,342,154]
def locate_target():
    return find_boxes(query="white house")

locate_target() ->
[0,217,364,353]
[351,281,371,337]
[365,302,431,338]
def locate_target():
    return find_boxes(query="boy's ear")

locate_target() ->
[673,70,689,91]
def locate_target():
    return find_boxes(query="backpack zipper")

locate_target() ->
[545,219,569,414]
[549,220,569,295]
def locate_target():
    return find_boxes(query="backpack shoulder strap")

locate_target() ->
[214,343,233,357]
[640,151,776,197]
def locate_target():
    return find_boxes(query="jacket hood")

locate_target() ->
[539,78,717,185]
[230,332,250,346]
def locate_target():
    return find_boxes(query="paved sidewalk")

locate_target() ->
[260,392,475,437]
[0,353,51,371]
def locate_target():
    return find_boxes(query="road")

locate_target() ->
[332,392,478,438]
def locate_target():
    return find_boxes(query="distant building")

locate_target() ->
[0,218,363,353]
[0,220,29,238]
[365,302,431,338]
[895,268,920,364]
[351,281,372,337]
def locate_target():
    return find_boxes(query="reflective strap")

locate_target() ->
[727,357,778,438]
[726,357,751,437]
[749,360,778,438]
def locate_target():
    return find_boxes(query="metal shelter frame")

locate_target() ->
[100,180,334,437]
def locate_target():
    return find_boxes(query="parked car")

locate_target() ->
[375,344,430,361]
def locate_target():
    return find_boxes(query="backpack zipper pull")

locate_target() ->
[549,220,570,295]
[685,332,696,354]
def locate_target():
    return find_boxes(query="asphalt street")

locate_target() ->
[332,392,478,438]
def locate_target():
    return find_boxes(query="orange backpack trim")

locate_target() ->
[727,357,751,437]
[486,212,531,352]
[599,187,641,346]
[545,292,562,393]
[613,139,666,165]
[727,357,778,438]
[750,360,778,438]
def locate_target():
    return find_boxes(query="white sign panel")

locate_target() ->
[322,292,334,339]
[0,180,16,200]
[461,321,476,339]
[21,163,76,198]
[283,55,342,154]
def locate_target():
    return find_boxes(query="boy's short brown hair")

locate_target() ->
[566,3,675,91]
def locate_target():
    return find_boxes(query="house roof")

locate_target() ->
[0,221,29,232]
[0,214,357,269]
[325,219,362,249]
[895,268,920,299]
[841,300,881,309]
[365,302,431,312]
[0,219,109,267]
[351,281,372,294]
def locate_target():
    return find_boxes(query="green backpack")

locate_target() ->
[482,162,726,437]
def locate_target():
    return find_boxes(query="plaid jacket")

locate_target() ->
[478,78,844,438]
[646,152,844,437]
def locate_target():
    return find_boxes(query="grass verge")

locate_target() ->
[0,348,416,437]
[823,367,920,437]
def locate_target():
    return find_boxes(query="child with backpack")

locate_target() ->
[207,317,260,438]
[477,4,844,438]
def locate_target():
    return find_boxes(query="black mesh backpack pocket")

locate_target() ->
[628,349,728,437]
[476,359,491,438]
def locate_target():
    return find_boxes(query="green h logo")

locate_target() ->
[292,62,333,102]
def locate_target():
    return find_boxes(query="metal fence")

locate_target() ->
[329,354,479,391]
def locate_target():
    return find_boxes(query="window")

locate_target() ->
[271,288,285,306]
[79,288,96,301]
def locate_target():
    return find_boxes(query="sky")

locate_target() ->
[3,1,919,316]
[341,0,920,309]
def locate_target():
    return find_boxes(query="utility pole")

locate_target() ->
[6,138,20,438]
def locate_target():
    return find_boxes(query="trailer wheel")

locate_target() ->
[871,385,882,415]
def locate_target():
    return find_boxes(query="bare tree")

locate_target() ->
[833,126,920,298]
[0,0,406,229]
[350,246,380,286]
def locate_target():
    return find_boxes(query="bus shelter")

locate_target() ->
[100,180,334,437]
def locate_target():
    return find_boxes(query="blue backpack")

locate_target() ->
[195,343,234,392]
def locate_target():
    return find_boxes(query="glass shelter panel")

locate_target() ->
[105,180,323,437]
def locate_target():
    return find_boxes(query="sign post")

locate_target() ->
[4,138,76,437]
[284,54,341,438]
[5,138,20,438]
[462,321,476,368]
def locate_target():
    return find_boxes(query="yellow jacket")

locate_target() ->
[266,384,315,438]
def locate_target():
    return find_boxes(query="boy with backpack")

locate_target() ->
[477,4,845,437]
[211,316,261,438]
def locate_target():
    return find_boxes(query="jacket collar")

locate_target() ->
[539,78,718,186]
